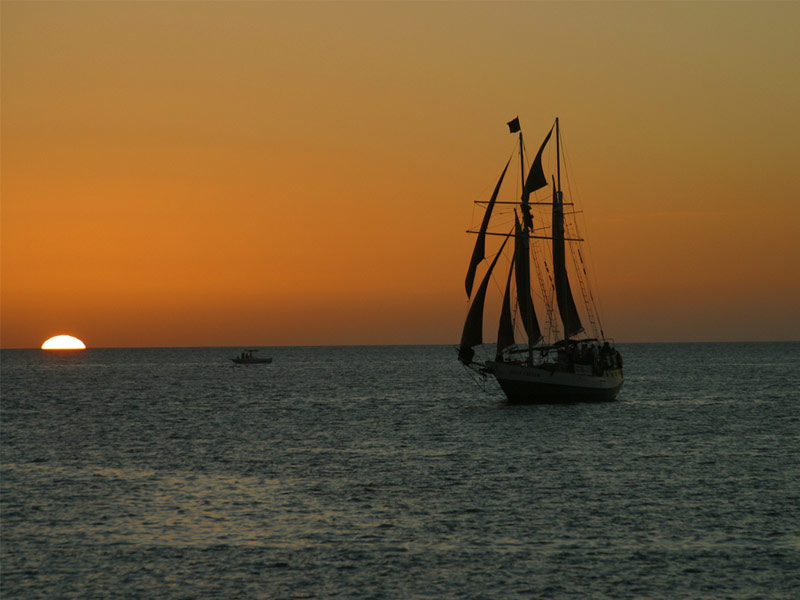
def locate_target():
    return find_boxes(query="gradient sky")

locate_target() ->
[2,1,799,348]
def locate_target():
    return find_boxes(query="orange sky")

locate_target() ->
[2,1,799,348]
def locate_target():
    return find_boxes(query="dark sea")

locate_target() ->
[2,343,799,599]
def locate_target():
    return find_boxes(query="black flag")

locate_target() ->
[507,117,520,133]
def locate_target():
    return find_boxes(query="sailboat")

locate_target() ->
[458,117,623,403]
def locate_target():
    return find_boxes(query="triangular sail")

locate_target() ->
[496,253,516,360]
[514,214,542,345]
[519,124,553,230]
[525,124,554,195]
[552,182,583,338]
[465,158,511,298]
[458,234,510,364]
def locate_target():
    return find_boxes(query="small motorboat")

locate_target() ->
[231,349,272,365]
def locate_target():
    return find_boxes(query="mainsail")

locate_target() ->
[552,181,583,338]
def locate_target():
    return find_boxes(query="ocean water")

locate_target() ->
[1,343,799,599]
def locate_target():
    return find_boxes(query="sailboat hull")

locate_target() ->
[486,361,623,404]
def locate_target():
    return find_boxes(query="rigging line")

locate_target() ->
[565,200,601,339]
[573,216,607,340]
[460,359,490,391]
[560,125,607,340]
[559,128,584,214]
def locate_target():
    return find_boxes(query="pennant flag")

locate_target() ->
[507,117,520,133]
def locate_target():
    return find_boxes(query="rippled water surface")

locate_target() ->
[2,343,799,598]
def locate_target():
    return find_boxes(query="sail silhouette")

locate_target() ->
[465,158,510,298]
[458,117,623,403]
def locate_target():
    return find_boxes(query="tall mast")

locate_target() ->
[556,116,564,344]
[556,116,562,344]
[519,131,526,206]
[519,130,528,363]
[556,117,561,192]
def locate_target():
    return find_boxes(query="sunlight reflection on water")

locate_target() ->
[2,344,799,598]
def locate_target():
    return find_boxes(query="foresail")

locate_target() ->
[458,234,510,365]
[496,254,516,359]
[552,184,583,338]
[514,215,542,345]
[465,158,510,298]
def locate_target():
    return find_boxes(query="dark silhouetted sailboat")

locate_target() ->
[459,117,623,403]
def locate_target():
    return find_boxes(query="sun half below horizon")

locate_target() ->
[41,335,86,350]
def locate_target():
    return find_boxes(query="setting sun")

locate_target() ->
[41,335,86,350]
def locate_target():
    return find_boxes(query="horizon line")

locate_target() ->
[2,340,799,351]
